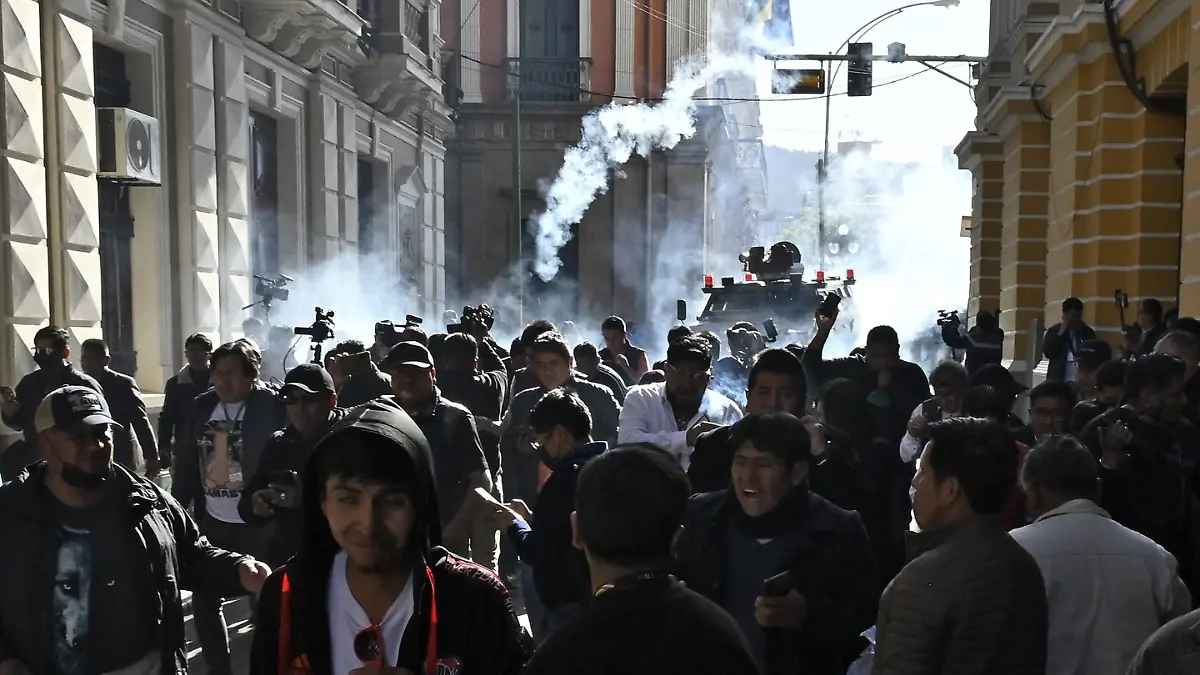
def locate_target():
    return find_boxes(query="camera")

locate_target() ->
[244,274,293,317]
[451,304,495,335]
[295,307,336,344]
[937,309,960,327]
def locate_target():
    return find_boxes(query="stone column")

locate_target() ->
[0,0,47,384]
[1047,57,1183,341]
[215,38,251,342]
[339,101,359,273]
[51,1,102,350]
[308,87,341,264]
[958,132,1003,319]
[172,19,220,345]
[995,98,1049,377]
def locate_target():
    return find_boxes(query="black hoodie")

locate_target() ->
[248,398,531,675]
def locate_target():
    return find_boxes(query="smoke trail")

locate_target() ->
[531,59,711,282]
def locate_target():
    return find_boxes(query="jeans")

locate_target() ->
[192,516,264,675]
[519,562,548,643]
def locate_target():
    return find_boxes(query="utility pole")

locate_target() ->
[818,53,831,264]
[511,3,524,327]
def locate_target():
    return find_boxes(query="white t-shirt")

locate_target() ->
[328,551,416,674]
[199,401,247,523]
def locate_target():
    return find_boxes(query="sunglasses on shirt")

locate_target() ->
[353,625,384,666]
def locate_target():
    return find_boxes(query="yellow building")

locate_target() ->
[957,0,1195,383]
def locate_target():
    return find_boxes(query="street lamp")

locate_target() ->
[815,0,960,263]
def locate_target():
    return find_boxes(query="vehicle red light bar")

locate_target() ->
[846,269,855,280]
[744,273,754,282]
[704,274,713,287]
[816,270,825,282]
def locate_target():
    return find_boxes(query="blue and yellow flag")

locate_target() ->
[747,0,794,46]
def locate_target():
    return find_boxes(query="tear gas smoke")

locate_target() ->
[261,252,424,363]
[782,148,970,369]
[530,55,749,282]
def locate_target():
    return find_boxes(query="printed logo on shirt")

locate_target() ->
[433,656,463,675]
[199,418,245,498]
[52,525,92,675]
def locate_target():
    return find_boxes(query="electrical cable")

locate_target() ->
[458,52,933,104]
[1101,0,1185,117]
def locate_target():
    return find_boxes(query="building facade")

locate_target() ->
[0,0,451,401]
[957,0,1192,383]
[440,0,753,332]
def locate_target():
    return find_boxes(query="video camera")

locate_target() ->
[243,273,294,317]
[449,304,496,335]
[295,307,336,362]
[936,309,961,327]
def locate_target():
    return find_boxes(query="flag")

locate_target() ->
[747,0,794,47]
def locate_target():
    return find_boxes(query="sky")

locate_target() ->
[753,0,991,160]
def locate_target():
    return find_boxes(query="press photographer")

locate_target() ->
[451,304,511,370]
[713,323,765,405]
[1078,352,1200,598]
[939,309,1003,376]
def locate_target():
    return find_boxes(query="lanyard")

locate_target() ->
[594,570,674,597]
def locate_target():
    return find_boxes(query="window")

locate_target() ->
[94,43,137,376]
[249,111,280,290]
[358,157,378,288]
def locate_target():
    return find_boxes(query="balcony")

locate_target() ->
[505,58,593,103]
[353,0,447,126]
[241,0,368,69]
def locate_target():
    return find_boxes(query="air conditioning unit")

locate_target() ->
[96,107,162,185]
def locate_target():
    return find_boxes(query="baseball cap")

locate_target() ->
[970,364,1028,398]
[1077,339,1113,369]
[384,341,434,369]
[281,363,335,395]
[34,386,120,433]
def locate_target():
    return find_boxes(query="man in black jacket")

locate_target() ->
[525,443,758,675]
[488,388,606,642]
[248,398,530,675]
[239,363,346,567]
[333,339,392,408]
[689,348,807,494]
[171,339,285,675]
[677,413,877,675]
[79,338,159,477]
[158,334,212,468]
[1,326,103,479]
[384,341,493,567]
[939,309,1004,375]
[1043,297,1097,383]
[0,386,268,675]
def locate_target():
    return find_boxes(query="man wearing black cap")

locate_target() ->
[0,386,269,675]
[970,364,1035,445]
[249,398,530,675]
[1073,338,1114,401]
[239,363,347,567]
[383,341,493,567]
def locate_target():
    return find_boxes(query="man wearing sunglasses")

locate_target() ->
[1,325,103,479]
[249,398,531,675]
[239,363,346,567]
[618,336,742,471]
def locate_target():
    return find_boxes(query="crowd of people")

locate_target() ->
[0,294,1198,674]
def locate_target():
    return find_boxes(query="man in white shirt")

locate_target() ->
[618,336,741,470]
[1010,436,1190,675]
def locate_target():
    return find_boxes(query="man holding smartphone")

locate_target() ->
[238,363,345,566]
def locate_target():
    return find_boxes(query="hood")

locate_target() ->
[299,397,442,563]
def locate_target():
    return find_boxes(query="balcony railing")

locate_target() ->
[505,57,593,103]
[404,0,429,53]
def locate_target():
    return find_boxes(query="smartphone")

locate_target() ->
[268,470,298,488]
[818,293,842,318]
[762,571,795,597]
[339,351,373,378]
[474,486,502,507]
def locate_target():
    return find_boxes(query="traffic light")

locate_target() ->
[847,42,873,97]
[771,68,826,95]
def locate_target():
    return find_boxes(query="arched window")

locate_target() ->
[249,111,280,289]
